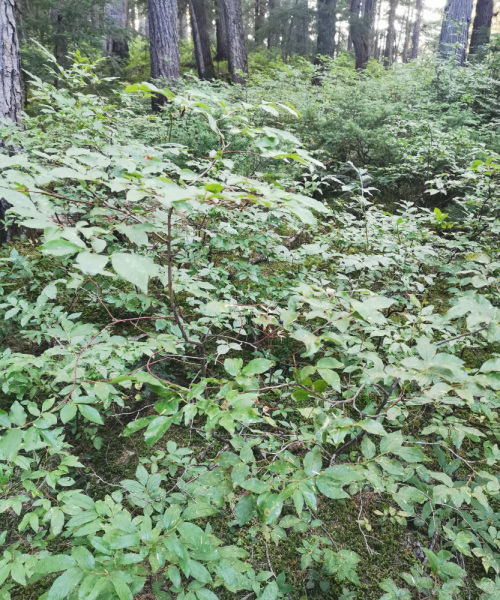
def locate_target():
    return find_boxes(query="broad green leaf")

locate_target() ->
[241,358,274,376]
[78,404,103,425]
[236,495,255,526]
[75,252,108,276]
[48,567,84,600]
[111,252,159,294]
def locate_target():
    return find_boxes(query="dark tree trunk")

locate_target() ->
[349,0,376,69]
[469,0,493,54]
[49,6,69,66]
[411,0,423,59]
[315,0,337,61]
[104,0,129,59]
[149,0,179,110]
[439,0,474,65]
[0,0,22,124]
[267,0,279,48]
[215,0,229,60]
[255,0,266,44]
[190,0,216,79]
[292,0,308,55]
[383,0,398,66]
[219,0,248,83]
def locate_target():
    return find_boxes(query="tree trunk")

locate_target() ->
[219,0,248,83]
[383,0,398,66]
[349,0,376,69]
[190,0,215,79]
[138,10,149,37]
[469,0,493,54]
[292,0,308,55]
[315,0,337,61]
[178,0,189,40]
[215,0,229,60]
[149,0,179,109]
[104,0,129,59]
[255,0,266,44]
[402,0,413,63]
[410,0,422,59]
[439,0,474,65]
[267,0,279,48]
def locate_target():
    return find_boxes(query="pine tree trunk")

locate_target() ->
[215,0,229,60]
[315,0,337,61]
[410,0,422,59]
[178,0,189,41]
[149,0,179,109]
[267,0,279,48]
[219,0,248,83]
[190,0,215,79]
[469,0,493,54]
[350,0,376,69]
[1,0,22,124]
[104,0,129,59]
[402,0,413,63]
[292,0,308,56]
[255,0,266,44]
[383,0,398,66]
[439,0,474,65]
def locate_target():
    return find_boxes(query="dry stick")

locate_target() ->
[329,379,400,467]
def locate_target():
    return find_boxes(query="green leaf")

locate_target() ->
[395,446,426,463]
[215,560,238,588]
[317,357,343,369]
[241,358,274,376]
[236,495,255,526]
[60,403,77,424]
[240,478,268,494]
[359,419,386,436]
[123,415,155,436]
[41,239,83,256]
[0,429,23,461]
[167,565,181,587]
[111,252,159,294]
[189,560,211,585]
[47,567,84,600]
[317,368,341,391]
[78,404,103,425]
[110,571,133,600]
[361,436,376,459]
[224,358,243,377]
[182,502,218,520]
[75,252,108,276]
[291,329,321,357]
[51,508,65,536]
[36,555,77,575]
[304,447,322,476]
[144,416,172,446]
[261,581,279,600]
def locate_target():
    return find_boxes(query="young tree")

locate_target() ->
[349,0,376,69]
[315,0,337,62]
[384,0,399,66]
[411,0,423,59]
[0,0,23,124]
[190,0,216,79]
[219,0,248,83]
[148,0,179,108]
[469,0,493,54]
[439,0,474,65]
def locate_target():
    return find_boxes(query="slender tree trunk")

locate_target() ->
[49,6,69,66]
[215,0,229,60]
[138,10,149,37]
[267,0,279,48]
[402,1,413,63]
[293,0,308,55]
[104,0,129,59]
[255,0,266,44]
[219,0,248,83]
[0,0,23,243]
[190,0,215,79]
[469,0,493,54]
[178,0,189,40]
[315,0,337,61]
[410,0,422,58]
[149,0,179,110]
[349,0,376,69]
[439,0,474,65]
[383,0,398,66]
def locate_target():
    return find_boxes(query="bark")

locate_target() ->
[411,0,423,59]
[1,0,23,124]
[469,0,493,54]
[190,0,216,79]
[402,1,413,63]
[49,6,69,66]
[219,0,248,83]
[178,0,189,40]
[267,0,279,48]
[292,0,308,55]
[215,0,229,60]
[349,0,376,69]
[149,0,179,109]
[439,0,474,65]
[315,0,337,61]
[383,0,398,66]
[255,0,266,44]
[104,0,129,59]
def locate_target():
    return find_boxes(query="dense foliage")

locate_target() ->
[3,46,500,600]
